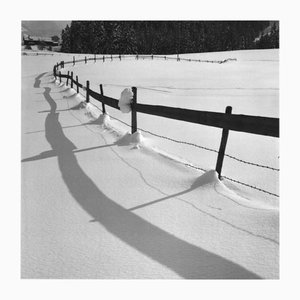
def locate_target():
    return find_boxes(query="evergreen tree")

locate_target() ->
[61,24,71,52]
[60,21,279,55]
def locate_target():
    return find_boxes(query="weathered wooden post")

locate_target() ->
[100,84,106,114]
[86,80,90,103]
[119,54,121,61]
[76,76,79,93]
[73,56,75,66]
[66,71,70,86]
[59,71,62,83]
[131,87,137,134]
[152,54,153,60]
[85,56,87,64]
[94,54,96,63]
[71,71,73,88]
[103,55,105,62]
[111,54,113,61]
[216,106,232,179]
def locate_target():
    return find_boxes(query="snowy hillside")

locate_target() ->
[21,49,279,279]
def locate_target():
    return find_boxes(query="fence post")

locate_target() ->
[85,56,87,64]
[59,71,62,83]
[103,55,105,62]
[86,80,90,103]
[94,54,96,63]
[119,54,121,61]
[66,71,70,86]
[100,84,106,114]
[131,87,137,134]
[215,106,232,179]
[71,71,73,88]
[76,76,79,93]
[73,56,75,66]
[111,54,113,61]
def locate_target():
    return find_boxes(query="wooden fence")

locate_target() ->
[53,59,279,180]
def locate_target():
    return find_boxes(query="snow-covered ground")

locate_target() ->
[62,50,279,204]
[21,49,279,279]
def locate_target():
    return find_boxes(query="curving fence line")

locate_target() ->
[71,53,238,64]
[53,57,279,197]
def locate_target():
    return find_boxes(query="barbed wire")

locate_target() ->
[138,128,219,154]
[224,153,279,171]
[141,127,279,171]
[179,164,279,197]
[221,176,279,198]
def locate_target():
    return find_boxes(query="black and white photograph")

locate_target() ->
[21,19,279,279]
[2,0,300,298]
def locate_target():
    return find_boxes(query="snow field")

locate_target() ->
[21,50,279,279]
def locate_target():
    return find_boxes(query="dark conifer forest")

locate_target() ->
[61,21,279,54]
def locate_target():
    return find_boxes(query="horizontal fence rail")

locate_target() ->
[53,57,279,197]
[134,103,279,138]
[88,89,120,110]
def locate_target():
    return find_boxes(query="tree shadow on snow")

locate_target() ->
[37,73,262,279]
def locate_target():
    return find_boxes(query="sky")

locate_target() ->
[22,21,70,37]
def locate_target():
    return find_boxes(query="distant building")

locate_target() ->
[22,34,59,47]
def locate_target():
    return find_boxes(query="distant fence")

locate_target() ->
[53,56,279,197]
[66,53,237,64]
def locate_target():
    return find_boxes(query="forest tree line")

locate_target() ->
[61,21,279,54]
